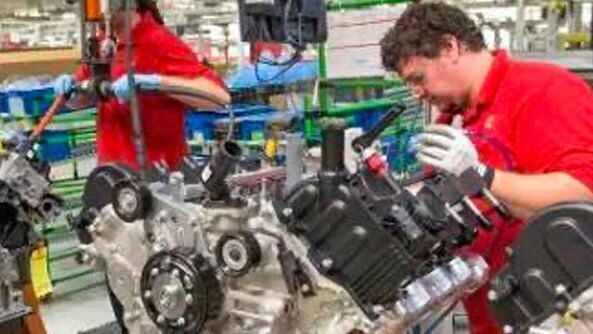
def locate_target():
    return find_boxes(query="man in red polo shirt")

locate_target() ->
[54,0,229,171]
[380,2,593,333]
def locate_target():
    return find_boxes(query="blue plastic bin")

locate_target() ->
[382,132,421,173]
[0,92,8,115]
[185,104,277,140]
[0,87,57,116]
[215,111,302,141]
[38,130,71,162]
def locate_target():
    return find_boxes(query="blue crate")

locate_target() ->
[0,87,58,116]
[185,104,277,140]
[242,111,301,141]
[382,132,421,173]
[215,111,302,141]
[0,91,8,115]
[38,130,71,162]
[186,111,226,140]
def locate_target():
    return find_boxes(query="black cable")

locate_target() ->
[258,53,302,66]
[124,0,149,181]
[255,50,302,83]
[138,84,228,109]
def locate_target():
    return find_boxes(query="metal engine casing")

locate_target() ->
[0,152,62,225]
[0,247,30,326]
[0,149,62,329]
[490,202,593,334]
[272,121,496,330]
[275,168,489,328]
[81,169,372,334]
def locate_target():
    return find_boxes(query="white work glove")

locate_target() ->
[416,124,480,176]
[111,74,162,102]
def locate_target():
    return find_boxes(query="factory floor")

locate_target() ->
[38,234,117,334]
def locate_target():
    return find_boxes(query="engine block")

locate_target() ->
[78,145,373,334]
[274,120,497,329]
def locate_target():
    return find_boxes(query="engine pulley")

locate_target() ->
[140,248,223,333]
[215,231,262,277]
[112,178,152,222]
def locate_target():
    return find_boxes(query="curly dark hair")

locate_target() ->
[136,0,164,25]
[114,0,164,25]
[380,2,486,72]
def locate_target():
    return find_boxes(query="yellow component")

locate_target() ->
[0,140,4,155]
[561,309,576,326]
[549,0,566,12]
[561,32,591,45]
[30,245,53,299]
[264,138,279,159]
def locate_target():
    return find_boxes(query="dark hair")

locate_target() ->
[380,2,486,72]
[136,0,164,25]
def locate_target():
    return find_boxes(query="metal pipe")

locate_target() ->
[320,118,346,172]
[285,133,304,192]
[124,0,148,181]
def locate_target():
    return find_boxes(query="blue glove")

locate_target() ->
[53,74,75,97]
[111,74,162,102]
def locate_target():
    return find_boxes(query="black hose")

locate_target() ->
[124,0,149,181]
[138,84,228,108]
[136,84,235,141]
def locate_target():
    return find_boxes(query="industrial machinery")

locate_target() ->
[273,109,513,331]
[489,202,593,334]
[74,140,378,334]
[73,100,518,333]
[0,134,63,333]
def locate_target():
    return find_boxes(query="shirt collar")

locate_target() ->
[463,49,510,124]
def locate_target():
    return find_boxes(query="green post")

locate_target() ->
[317,43,330,116]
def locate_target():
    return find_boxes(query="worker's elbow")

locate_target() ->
[219,90,231,105]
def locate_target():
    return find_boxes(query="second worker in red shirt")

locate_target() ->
[54,0,230,171]
[52,1,229,332]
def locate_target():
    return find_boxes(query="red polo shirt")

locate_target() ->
[440,50,593,333]
[75,13,225,170]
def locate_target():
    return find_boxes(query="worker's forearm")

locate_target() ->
[161,76,231,109]
[490,170,593,220]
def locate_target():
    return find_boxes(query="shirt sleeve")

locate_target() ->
[513,72,593,192]
[73,64,91,82]
[153,31,226,89]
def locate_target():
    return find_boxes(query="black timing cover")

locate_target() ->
[490,202,593,333]
[73,164,137,243]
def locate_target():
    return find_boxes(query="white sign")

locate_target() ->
[326,5,407,79]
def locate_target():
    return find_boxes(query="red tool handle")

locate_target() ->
[28,95,67,142]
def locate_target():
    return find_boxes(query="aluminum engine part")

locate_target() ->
[394,255,488,326]
[0,152,50,208]
[82,171,371,334]
[490,202,593,334]
[0,247,30,325]
[0,152,62,224]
